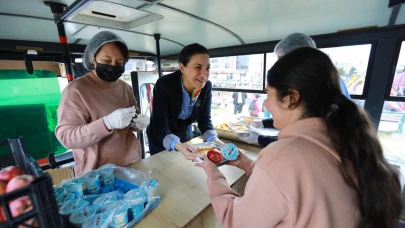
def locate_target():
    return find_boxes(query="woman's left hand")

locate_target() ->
[195,153,217,170]
[129,122,141,132]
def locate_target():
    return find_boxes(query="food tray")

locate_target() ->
[228,123,249,133]
[214,123,246,143]
[190,142,221,156]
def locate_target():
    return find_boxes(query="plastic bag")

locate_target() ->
[55,164,160,228]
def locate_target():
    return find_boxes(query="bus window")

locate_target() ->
[378,101,405,160]
[265,53,278,74]
[211,91,267,126]
[378,42,405,162]
[210,54,264,90]
[319,44,372,96]
[0,69,68,162]
[391,41,405,97]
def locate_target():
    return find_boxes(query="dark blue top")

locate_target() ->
[146,70,216,155]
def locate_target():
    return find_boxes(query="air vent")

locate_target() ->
[69,1,163,30]
[91,11,116,18]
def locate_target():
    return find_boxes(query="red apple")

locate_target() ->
[207,149,223,163]
[9,196,32,217]
[0,206,4,223]
[0,166,24,182]
[6,175,35,193]
[0,181,7,195]
[9,196,37,228]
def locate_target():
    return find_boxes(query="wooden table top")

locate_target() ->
[128,138,262,228]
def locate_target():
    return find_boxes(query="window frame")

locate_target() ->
[385,39,405,102]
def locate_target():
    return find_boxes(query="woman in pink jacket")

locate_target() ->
[56,31,146,177]
[197,47,402,228]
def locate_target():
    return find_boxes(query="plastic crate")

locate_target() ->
[0,137,62,228]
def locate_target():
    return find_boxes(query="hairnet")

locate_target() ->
[274,33,317,57]
[83,31,129,70]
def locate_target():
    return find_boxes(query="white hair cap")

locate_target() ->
[274,33,316,57]
[83,31,128,70]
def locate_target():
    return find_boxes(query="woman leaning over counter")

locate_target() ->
[147,43,224,160]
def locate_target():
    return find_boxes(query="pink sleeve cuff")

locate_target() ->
[89,118,112,140]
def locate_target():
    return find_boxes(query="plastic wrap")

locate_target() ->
[55,164,160,227]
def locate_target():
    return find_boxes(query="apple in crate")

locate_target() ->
[0,181,6,195]
[0,166,24,182]
[9,197,37,227]
[9,196,33,217]
[6,175,35,193]
[0,206,4,223]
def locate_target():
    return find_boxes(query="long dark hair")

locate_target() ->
[268,47,403,227]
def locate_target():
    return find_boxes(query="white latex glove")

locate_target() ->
[238,129,260,146]
[130,114,150,130]
[103,107,136,130]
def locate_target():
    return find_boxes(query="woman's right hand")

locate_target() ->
[103,107,136,130]
[174,143,199,161]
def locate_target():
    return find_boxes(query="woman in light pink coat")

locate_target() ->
[197,47,402,228]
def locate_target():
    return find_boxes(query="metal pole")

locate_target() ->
[130,71,146,159]
[154,34,162,77]
[45,0,93,82]
[56,21,74,82]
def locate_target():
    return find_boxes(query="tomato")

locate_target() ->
[207,149,222,163]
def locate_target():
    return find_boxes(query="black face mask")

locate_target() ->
[95,62,125,82]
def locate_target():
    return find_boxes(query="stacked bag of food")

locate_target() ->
[55,164,160,228]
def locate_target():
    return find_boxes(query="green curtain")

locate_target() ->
[0,70,67,159]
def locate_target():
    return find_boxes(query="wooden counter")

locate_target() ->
[128,138,262,228]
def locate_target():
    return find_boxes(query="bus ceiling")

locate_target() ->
[0,0,404,59]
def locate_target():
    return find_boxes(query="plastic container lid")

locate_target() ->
[107,201,130,227]
[63,178,84,197]
[99,167,115,185]
[140,178,159,190]
[124,188,146,204]
[82,170,99,179]
[220,143,239,161]
[69,205,97,224]
[82,212,110,228]
[96,201,115,213]
[82,170,101,194]
[54,187,67,199]
[106,200,130,213]
[63,178,83,186]
[56,192,75,207]
[59,198,89,216]
[99,163,115,170]
[93,191,121,205]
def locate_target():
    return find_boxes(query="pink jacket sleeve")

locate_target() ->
[55,85,111,149]
[203,163,289,228]
[236,153,256,176]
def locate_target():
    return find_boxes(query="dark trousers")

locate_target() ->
[234,103,243,114]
